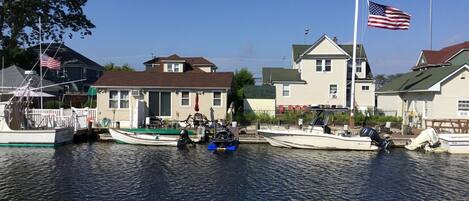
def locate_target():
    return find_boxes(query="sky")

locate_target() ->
[63,0,469,78]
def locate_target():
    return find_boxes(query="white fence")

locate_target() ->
[27,108,97,131]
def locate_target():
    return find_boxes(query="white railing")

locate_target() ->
[27,108,97,131]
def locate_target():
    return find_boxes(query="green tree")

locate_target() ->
[104,63,135,72]
[0,0,95,49]
[230,68,255,112]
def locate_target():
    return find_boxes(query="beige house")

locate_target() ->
[376,41,469,128]
[263,35,375,111]
[243,85,276,116]
[93,55,233,128]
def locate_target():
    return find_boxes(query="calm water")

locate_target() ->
[0,143,468,201]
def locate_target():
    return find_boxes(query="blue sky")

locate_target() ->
[63,0,469,77]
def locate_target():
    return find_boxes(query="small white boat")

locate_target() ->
[109,128,179,146]
[258,109,390,151]
[406,128,469,154]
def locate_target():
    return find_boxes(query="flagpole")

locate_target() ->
[429,0,433,50]
[349,0,359,128]
[39,17,43,109]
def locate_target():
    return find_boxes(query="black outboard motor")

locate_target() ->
[360,127,391,149]
[177,129,194,147]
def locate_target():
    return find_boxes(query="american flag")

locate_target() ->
[40,54,61,70]
[368,1,411,30]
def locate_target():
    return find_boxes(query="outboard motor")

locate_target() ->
[177,129,194,147]
[360,127,391,149]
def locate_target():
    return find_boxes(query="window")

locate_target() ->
[149,92,171,116]
[362,85,370,91]
[167,63,182,72]
[458,100,469,116]
[282,84,290,97]
[329,84,338,98]
[181,91,190,106]
[316,60,322,72]
[316,59,331,72]
[109,90,129,109]
[213,92,222,106]
[324,60,331,72]
[357,65,362,73]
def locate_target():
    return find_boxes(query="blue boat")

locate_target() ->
[207,127,239,152]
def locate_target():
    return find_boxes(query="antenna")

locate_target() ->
[304,26,310,44]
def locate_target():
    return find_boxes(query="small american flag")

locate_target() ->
[368,1,411,30]
[40,54,61,70]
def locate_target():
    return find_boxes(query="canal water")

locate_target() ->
[0,143,468,200]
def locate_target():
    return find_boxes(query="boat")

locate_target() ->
[258,108,391,151]
[405,128,469,154]
[0,88,74,147]
[208,126,239,151]
[109,127,203,146]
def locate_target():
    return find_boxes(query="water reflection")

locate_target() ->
[0,144,467,200]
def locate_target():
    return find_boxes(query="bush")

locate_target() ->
[83,98,97,108]
[44,100,60,109]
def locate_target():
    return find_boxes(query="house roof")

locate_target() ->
[31,43,103,70]
[414,41,469,70]
[377,64,465,93]
[0,65,61,92]
[262,67,304,84]
[292,41,367,62]
[243,85,276,99]
[338,44,367,59]
[143,54,215,66]
[93,71,233,89]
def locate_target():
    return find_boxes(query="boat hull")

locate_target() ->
[258,129,379,151]
[109,128,178,146]
[438,134,469,154]
[0,127,74,147]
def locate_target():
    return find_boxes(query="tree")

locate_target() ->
[104,63,135,72]
[0,0,95,49]
[229,68,255,112]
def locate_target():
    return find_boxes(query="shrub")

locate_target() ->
[44,100,60,109]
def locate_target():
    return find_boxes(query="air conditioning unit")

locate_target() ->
[331,94,337,99]
[131,90,140,96]
[458,111,469,116]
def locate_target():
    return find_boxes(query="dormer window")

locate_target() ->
[166,63,182,72]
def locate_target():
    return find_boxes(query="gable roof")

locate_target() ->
[262,67,304,84]
[0,65,61,92]
[31,43,103,71]
[93,71,233,89]
[292,36,367,62]
[143,54,215,66]
[413,41,469,70]
[243,85,276,99]
[377,64,467,93]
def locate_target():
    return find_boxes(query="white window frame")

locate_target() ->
[109,90,129,109]
[316,59,332,72]
[180,91,191,107]
[361,85,370,91]
[166,63,182,72]
[457,99,469,116]
[212,91,223,107]
[329,84,338,99]
[282,84,290,97]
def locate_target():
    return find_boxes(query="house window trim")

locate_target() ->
[316,59,332,73]
[108,90,130,110]
[212,91,223,108]
[282,84,291,97]
[329,84,338,99]
[180,91,191,107]
[361,85,370,91]
[166,63,182,72]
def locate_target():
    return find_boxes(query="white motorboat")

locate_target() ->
[258,109,391,151]
[0,99,73,147]
[406,128,469,154]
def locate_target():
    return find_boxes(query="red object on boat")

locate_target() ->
[194,93,199,112]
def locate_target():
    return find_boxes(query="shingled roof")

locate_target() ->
[93,71,233,89]
[414,41,469,70]
[377,64,467,93]
[0,65,61,92]
[262,67,305,84]
[292,43,367,62]
[31,43,103,71]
